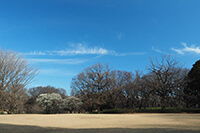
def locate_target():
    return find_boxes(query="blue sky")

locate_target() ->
[1,0,200,94]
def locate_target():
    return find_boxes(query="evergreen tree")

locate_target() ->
[184,60,200,108]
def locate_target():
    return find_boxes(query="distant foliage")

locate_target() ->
[36,93,63,114]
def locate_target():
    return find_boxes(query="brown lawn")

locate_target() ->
[0,113,200,133]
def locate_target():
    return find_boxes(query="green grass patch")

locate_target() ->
[135,107,200,113]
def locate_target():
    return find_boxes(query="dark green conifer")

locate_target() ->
[184,60,200,108]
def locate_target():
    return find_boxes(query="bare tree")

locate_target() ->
[28,86,67,99]
[99,70,129,109]
[71,63,113,113]
[147,56,185,111]
[123,71,142,109]
[0,49,38,113]
[140,74,159,108]
[112,70,135,108]
[1,86,29,113]
[171,68,189,108]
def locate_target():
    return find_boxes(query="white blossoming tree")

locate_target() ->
[62,96,83,113]
[36,93,62,114]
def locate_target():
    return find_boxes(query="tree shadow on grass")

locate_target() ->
[0,123,200,133]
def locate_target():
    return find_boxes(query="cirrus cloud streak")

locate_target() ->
[172,43,200,55]
[23,43,146,57]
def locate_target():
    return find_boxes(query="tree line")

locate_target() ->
[71,57,193,113]
[0,49,199,114]
[71,56,200,113]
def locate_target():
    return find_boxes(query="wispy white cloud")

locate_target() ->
[21,51,46,55]
[28,55,102,65]
[171,43,200,55]
[171,48,184,55]
[23,43,146,57]
[113,52,147,56]
[29,58,89,64]
[39,69,76,76]
[51,43,112,56]
[152,47,171,55]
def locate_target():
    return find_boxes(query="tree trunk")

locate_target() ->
[98,105,100,114]
[161,96,166,112]
[97,93,100,113]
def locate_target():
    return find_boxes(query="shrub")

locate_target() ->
[101,108,122,114]
[181,108,200,113]
[136,107,162,113]
[120,108,136,113]
[135,107,200,113]
[89,111,99,114]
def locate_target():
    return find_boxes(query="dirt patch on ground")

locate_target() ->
[0,114,200,133]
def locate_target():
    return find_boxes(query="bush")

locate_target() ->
[89,111,99,114]
[136,107,162,113]
[181,108,200,113]
[89,108,136,114]
[120,108,136,113]
[135,107,200,113]
[101,108,122,114]
[135,107,180,113]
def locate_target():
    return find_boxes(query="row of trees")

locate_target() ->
[0,49,199,114]
[71,56,200,113]
[0,49,82,114]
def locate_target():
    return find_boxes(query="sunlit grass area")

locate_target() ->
[0,114,200,133]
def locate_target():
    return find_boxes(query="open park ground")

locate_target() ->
[0,113,200,133]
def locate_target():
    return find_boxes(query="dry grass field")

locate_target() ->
[0,114,200,133]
